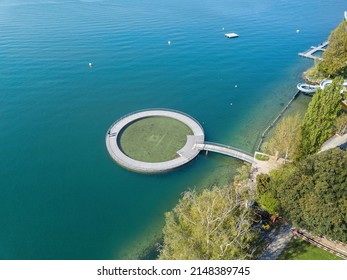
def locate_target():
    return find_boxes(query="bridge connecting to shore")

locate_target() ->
[195,142,255,164]
[106,109,255,173]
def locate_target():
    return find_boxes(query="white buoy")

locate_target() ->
[222,27,224,30]
[230,103,233,106]
[296,29,300,33]
[235,84,238,88]
[168,40,171,45]
[89,62,93,68]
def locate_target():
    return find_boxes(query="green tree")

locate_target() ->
[256,173,270,195]
[258,192,279,215]
[301,77,343,155]
[318,20,347,78]
[268,114,302,160]
[256,173,278,215]
[159,186,259,260]
[233,164,256,200]
[271,149,347,242]
[335,113,347,135]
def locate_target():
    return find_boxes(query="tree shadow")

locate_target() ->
[277,238,312,260]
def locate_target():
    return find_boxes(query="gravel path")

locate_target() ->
[320,133,347,152]
[259,224,292,260]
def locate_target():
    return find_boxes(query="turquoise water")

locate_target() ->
[0,0,345,259]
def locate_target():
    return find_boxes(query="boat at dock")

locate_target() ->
[297,83,319,94]
[297,79,347,94]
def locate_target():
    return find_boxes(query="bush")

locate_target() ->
[255,153,269,161]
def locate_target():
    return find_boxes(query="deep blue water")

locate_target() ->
[0,0,345,259]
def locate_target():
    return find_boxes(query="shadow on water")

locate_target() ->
[138,237,163,260]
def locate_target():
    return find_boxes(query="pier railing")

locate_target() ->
[107,108,204,134]
[203,141,254,157]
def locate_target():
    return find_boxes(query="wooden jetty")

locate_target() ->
[298,41,329,60]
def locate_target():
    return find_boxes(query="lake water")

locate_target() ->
[0,0,345,259]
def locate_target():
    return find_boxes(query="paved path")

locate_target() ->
[250,152,284,181]
[259,224,292,260]
[320,133,347,152]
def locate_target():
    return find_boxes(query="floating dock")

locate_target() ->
[225,33,239,38]
[298,41,329,60]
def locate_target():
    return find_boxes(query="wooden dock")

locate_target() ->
[298,41,329,60]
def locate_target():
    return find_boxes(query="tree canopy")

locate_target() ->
[268,114,302,160]
[317,20,347,78]
[301,77,342,155]
[159,186,259,260]
[335,113,347,135]
[270,149,347,242]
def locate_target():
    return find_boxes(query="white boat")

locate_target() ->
[344,11,347,21]
[320,79,332,89]
[298,80,347,94]
[225,33,239,38]
[297,83,319,94]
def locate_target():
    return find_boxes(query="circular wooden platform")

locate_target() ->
[106,109,205,173]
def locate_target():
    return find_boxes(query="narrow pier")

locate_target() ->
[195,142,255,164]
[298,41,329,60]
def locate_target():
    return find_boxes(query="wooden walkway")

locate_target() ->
[298,41,328,60]
[195,142,255,164]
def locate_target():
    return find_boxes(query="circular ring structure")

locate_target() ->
[106,109,205,173]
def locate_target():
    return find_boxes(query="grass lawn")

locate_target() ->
[255,153,270,161]
[278,238,342,260]
[119,116,193,162]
